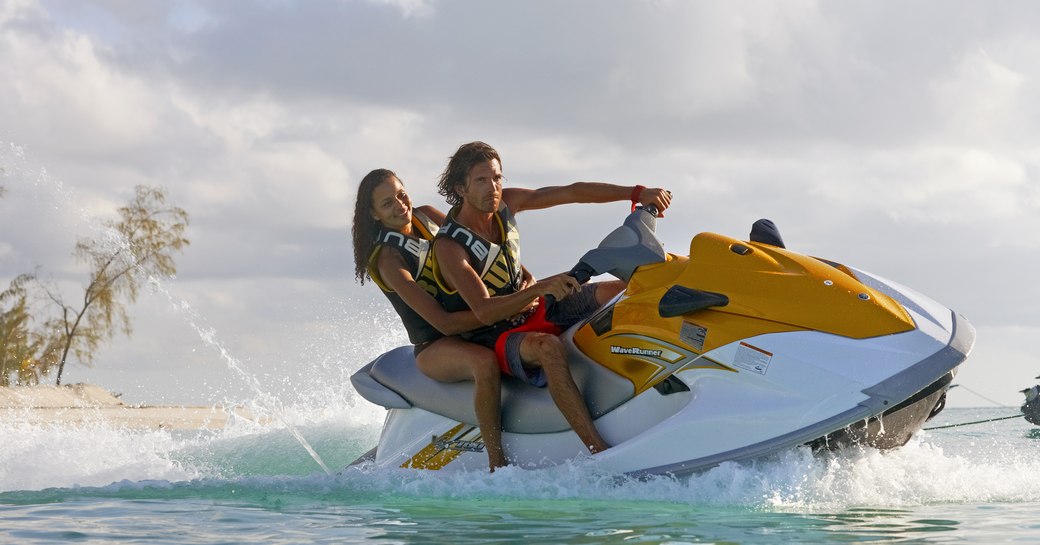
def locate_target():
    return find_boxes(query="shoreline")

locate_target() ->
[0,383,250,430]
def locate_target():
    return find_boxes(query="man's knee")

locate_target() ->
[527,331,563,352]
[596,280,625,305]
[523,333,566,368]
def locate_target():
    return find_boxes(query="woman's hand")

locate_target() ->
[520,266,536,290]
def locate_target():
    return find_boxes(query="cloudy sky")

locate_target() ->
[2,0,1039,409]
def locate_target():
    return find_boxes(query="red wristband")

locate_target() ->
[630,184,646,212]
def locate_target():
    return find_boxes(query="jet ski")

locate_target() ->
[350,206,975,475]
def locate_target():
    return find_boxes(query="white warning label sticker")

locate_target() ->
[734,342,773,375]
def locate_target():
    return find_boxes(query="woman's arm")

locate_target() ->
[520,265,535,289]
[376,250,484,335]
[415,205,446,224]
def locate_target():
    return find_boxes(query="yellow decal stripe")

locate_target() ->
[401,423,469,470]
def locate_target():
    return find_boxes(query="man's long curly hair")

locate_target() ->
[352,168,398,284]
[436,141,502,206]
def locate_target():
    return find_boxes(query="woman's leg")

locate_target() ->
[416,337,506,471]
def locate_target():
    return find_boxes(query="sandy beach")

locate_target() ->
[0,383,250,430]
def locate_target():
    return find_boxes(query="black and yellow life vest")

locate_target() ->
[435,203,523,315]
[367,210,443,345]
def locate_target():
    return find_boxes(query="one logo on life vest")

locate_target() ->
[382,231,425,258]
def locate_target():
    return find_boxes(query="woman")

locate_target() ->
[352,169,521,470]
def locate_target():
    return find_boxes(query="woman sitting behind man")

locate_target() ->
[353,169,558,471]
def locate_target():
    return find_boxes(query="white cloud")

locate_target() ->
[1,7,164,157]
[366,0,434,19]
[170,92,287,153]
[811,148,1032,224]
[931,46,1030,146]
[0,0,42,23]
[240,142,352,229]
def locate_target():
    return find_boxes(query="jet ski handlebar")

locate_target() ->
[565,205,667,287]
[543,206,665,306]
[567,263,595,285]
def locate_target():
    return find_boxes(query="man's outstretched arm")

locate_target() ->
[503,182,671,214]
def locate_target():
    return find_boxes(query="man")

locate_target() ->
[433,141,671,455]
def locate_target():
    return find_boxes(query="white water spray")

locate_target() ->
[2,142,333,474]
[152,278,332,474]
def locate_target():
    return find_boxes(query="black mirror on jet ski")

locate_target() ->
[749,218,786,248]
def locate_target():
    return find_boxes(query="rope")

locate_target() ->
[954,384,1016,409]
[924,413,1023,430]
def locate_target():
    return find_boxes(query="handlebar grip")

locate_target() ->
[569,263,594,285]
[544,270,582,307]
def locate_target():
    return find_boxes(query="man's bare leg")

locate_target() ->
[519,332,610,454]
[416,337,506,470]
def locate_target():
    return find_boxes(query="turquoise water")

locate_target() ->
[2,406,1039,544]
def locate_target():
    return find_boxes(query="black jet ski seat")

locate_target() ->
[351,335,636,434]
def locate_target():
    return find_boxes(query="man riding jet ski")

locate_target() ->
[350,206,975,475]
